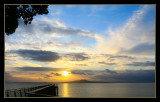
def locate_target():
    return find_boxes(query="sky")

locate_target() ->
[5,5,155,82]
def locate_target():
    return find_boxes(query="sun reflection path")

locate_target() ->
[63,83,69,97]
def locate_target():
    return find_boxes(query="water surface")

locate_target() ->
[5,82,155,97]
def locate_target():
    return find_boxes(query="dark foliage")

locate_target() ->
[5,5,49,35]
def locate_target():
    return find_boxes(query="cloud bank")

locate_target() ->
[15,50,60,62]
[125,61,155,66]
[92,69,155,82]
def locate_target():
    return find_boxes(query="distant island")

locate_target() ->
[56,79,154,83]
[64,79,109,83]
[5,79,109,83]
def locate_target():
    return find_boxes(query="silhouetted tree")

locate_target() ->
[5,5,49,35]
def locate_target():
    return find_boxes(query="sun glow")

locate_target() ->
[62,71,69,77]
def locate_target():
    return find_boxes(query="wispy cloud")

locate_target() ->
[94,5,155,57]
[16,17,94,38]
[125,61,155,66]
[5,72,39,82]
[98,62,117,66]
[63,53,89,61]
[122,43,155,56]
[71,70,95,75]
[105,69,117,74]
[50,72,61,76]
[15,67,67,71]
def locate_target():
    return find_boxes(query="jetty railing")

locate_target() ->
[5,84,58,97]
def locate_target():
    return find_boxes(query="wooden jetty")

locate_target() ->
[5,84,58,97]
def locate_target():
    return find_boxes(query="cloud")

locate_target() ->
[63,53,89,61]
[71,69,155,82]
[98,62,117,66]
[43,24,93,37]
[92,70,155,82]
[46,39,83,48]
[15,67,66,71]
[40,72,61,79]
[75,64,88,66]
[44,74,52,79]
[109,55,136,59]
[94,5,155,56]
[5,72,37,82]
[6,16,95,54]
[114,66,128,70]
[14,49,60,62]
[125,61,155,66]
[51,72,61,76]
[105,69,117,74]
[17,17,94,38]
[8,49,91,63]
[71,70,95,75]
[48,5,63,16]
[144,67,155,70]
[123,43,155,56]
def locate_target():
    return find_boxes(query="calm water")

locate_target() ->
[5,82,155,97]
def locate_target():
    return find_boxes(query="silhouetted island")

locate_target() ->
[66,79,109,83]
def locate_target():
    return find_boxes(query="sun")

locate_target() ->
[62,71,69,77]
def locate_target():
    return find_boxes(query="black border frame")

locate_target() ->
[1,0,159,102]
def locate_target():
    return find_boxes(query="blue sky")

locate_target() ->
[5,5,155,82]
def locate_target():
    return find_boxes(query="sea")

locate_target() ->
[5,82,155,98]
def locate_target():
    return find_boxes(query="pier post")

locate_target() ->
[20,89,22,97]
[24,88,26,97]
[56,87,58,96]
[14,90,17,97]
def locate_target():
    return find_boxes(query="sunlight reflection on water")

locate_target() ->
[62,83,69,97]
[57,83,155,98]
